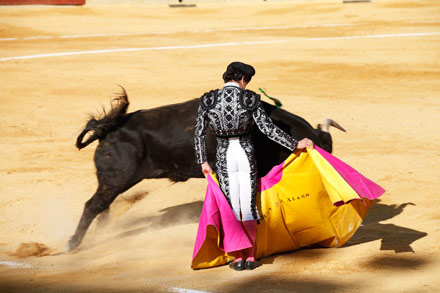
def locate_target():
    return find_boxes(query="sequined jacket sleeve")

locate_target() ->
[252,101,298,151]
[194,100,209,164]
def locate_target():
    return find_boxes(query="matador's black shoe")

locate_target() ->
[229,260,245,271]
[245,259,261,270]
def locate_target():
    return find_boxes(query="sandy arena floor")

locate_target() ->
[1,0,439,292]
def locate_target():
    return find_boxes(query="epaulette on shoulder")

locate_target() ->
[200,89,218,110]
[240,89,260,110]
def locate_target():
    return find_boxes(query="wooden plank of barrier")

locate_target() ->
[0,0,84,4]
[343,0,372,3]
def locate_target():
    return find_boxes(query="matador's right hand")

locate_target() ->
[201,161,213,177]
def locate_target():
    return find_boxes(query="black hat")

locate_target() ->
[227,62,255,78]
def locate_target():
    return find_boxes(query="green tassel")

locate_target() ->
[258,88,283,109]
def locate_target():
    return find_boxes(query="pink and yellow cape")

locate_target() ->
[191,146,385,269]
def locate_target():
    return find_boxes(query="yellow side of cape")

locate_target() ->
[255,150,371,258]
[192,150,372,268]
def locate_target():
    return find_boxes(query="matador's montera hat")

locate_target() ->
[227,62,256,78]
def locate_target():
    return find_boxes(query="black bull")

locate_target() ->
[68,89,344,251]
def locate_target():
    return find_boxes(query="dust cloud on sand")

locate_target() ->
[13,242,53,258]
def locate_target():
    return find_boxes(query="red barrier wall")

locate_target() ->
[0,0,84,4]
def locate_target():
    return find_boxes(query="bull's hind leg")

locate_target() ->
[69,131,143,251]
[67,184,122,252]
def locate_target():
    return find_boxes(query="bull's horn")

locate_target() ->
[322,119,346,133]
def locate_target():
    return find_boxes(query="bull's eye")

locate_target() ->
[225,114,233,121]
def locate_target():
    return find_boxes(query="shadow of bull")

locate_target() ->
[343,200,427,253]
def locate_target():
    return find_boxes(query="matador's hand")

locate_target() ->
[201,161,213,177]
[297,138,314,150]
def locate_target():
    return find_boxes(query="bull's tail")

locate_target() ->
[76,119,103,149]
[76,86,129,150]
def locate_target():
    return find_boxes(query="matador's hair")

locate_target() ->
[222,61,255,83]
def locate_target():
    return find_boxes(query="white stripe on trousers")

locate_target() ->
[226,138,254,221]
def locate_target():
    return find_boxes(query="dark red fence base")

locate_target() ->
[0,0,84,5]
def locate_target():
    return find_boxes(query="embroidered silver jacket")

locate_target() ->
[194,85,298,164]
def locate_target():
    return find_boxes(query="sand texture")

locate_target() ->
[1,0,439,292]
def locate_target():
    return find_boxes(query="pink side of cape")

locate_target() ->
[257,163,284,192]
[315,146,385,201]
[192,175,252,260]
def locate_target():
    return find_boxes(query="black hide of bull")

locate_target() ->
[68,89,335,251]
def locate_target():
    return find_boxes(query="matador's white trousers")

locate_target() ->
[226,138,254,221]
